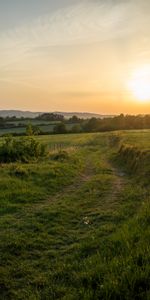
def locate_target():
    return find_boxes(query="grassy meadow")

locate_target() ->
[0,131,150,299]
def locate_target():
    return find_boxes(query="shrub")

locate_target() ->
[53,122,67,134]
[71,124,82,133]
[51,150,69,161]
[0,136,48,163]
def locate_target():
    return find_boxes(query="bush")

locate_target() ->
[53,122,67,134]
[51,150,69,161]
[71,124,82,133]
[0,136,48,163]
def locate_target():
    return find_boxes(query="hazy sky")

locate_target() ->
[1,0,150,113]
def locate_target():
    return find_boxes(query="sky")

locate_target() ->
[1,0,150,114]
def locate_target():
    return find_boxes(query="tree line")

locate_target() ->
[1,113,150,135]
[27,114,150,135]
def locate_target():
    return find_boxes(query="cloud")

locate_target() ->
[0,1,144,66]
[1,0,150,94]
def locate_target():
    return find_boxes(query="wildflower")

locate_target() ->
[83,216,90,225]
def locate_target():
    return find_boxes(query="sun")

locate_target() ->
[128,65,150,103]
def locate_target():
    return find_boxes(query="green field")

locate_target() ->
[0,123,78,136]
[0,131,150,299]
[0,120,56,136]
[6,120,54,126]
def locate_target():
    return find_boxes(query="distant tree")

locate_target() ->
[32,125,41,135]
[68,115,81,123]
[6,116,17,121]
[36,113,64,121]
[53,122,67,134]
[0,117,4,128]
[26,123,34,136]
[71,124,82,133]
[84,117,100,132]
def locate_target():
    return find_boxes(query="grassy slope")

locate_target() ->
[0,132,150,299]
[116,129,150,149]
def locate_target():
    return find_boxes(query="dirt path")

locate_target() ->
[100,164,126,211]
[111,168,126,197]
[25,160,96,214]
[24,156,126,217]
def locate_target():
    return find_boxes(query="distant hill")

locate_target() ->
[0,110,114,119]
[0,110,40,118]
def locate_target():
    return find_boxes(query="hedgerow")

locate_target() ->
[0,136,47,163]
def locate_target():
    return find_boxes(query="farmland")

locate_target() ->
[0,131,150,299]
[0,119,78,136]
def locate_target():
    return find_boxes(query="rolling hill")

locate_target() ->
[0,110,114,119]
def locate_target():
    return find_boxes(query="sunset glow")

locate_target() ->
[1,1,150,114]
[128,66,150,103]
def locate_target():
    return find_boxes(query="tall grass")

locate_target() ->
[0,132,150,299]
